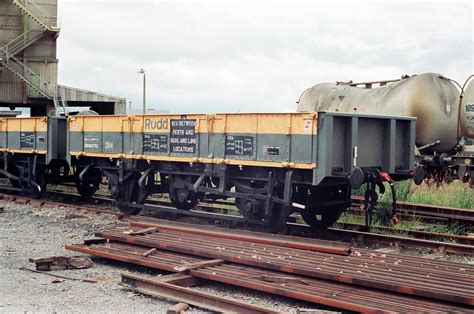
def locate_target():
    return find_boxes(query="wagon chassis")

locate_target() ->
[75,157,357,233]
[0,153,44,195]
[81,158,299,232]
[0,151,99,199]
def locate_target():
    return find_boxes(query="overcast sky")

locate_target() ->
[58,0,473,113]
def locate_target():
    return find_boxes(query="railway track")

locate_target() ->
[132,214,474,256]
[140,194,474,226]
[1,190,473,255]
[351,195,474,224]
[76,190,472,225]
[148,195,474,225]
[64,221,474,312]
[41,187,474,226]
[335,222,473,245]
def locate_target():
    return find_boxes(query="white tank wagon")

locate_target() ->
[460,76,474,138]
[454,76,474,184]
[298,73,461,152]
[297,73,474,185]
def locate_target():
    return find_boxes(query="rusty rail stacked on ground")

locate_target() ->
[121,272,278,313]
[189,264,470,313]
[66,221,474,312]
[132,215,474,256]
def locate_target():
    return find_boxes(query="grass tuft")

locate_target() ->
[354,181,473,210]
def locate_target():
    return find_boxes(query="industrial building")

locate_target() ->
[0,0,126,116]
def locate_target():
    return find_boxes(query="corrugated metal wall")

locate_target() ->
[0,0,58,104]
[0,1,23,46]
[0,66,24,103]
[28,60,58,97]
[0,0,24,103]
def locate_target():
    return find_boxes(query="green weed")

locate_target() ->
[424,223,469,235]
[354,181,473,210]
[336,213,365,225]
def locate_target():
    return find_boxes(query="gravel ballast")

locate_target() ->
[0,200,328,313]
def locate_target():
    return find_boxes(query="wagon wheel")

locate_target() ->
[75,180,99,198]
[116,193,146,215]
[235,181,289,233]
[17,167,46,199]
[6,162,47,199]
[109,172,146,215]
[7,164,21,189]
[237,200,290,233]
[257,202,290,233]
[301,207,344,230]
[168,175,199,210]
[75,167,101,198]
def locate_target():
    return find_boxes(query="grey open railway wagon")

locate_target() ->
[66,111,419,232]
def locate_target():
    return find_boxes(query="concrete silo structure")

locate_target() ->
[0,0,125,115]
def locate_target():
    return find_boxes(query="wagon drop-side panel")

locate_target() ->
[68,112,415,183]
[0,117,48,154]
[68,113,318,169]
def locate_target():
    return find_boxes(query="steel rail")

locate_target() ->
[121,273,278,314]
[191,264,472,313]
[2,190,472,255]
[65,242,207,273]
[324,225,474,256]
[351,195,474,223]
[116,202,474,256]
[66,240,473,313]
[132,215,474,256]
[0,193,124,218]
[334,222,473,245]
[95,226,474,305]
[127,218,352,255]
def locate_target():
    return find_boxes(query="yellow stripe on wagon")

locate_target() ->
[68,113,318,135]
[0,148,47,155]
[70,151,316,170]
[0,117,48,132]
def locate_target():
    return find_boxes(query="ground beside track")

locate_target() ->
[0,201,164,313]
[0,201,329,313]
